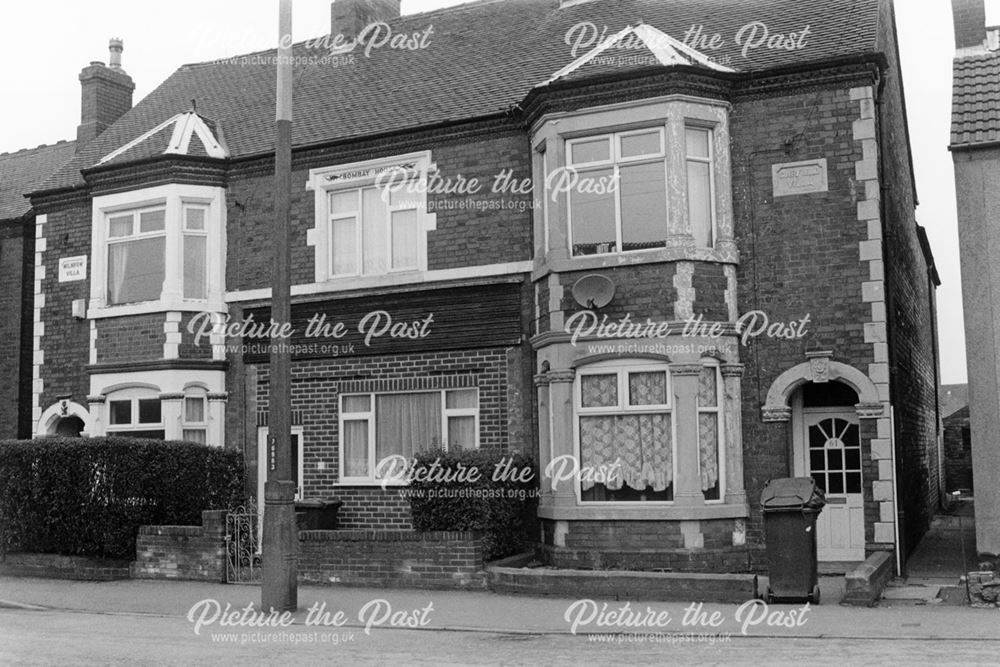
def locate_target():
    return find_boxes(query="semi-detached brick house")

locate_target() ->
[22,0,941,573]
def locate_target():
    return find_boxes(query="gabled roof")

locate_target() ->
[36,0,883,196]
[0,140,76,219]
[951,51,1000,147]
[97,110,229,166]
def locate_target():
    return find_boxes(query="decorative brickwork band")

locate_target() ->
[761,406,792,423]
[855,402,885,419]
[207,392,229,401]
[533,373,550,387]
[338,374,477,394]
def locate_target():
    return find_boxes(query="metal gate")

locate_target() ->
[225,499,261,584]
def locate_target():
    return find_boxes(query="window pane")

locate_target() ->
[343,420,369,477]
[183,234,207,299]
[447,416,476,449]
[570,137,611,165]
[699,413,720,498]
[846,472,862,494]
[687,160,713,247]
[389,186,417,208]
[620,130,662,158]
[620,162,667,251]
[184,397,205,422]
[809,449,825,472]
[581,374,618,408]
[445,389,477,409]
[570,167,615,256]
[139,209,165,233]
[109,400,131,425]
[828,473,844,494]
[628,372,666,406]
[845,448,861,470]
[697,367,718,407]
[686,128,711,158]
[138,399,161,424]
[828,448,843,471]
[391,209,418,270]
[375,392,442,461]
[107,236,165,305]
[109,215,133,237]
[330,190,357,214]
[579,413,672,496]
[362,187,387,275]
[182,428,207,444]
[331,217,357,275]
[125,430,165,440]
[343,395,370,413]
[185,207,206,231]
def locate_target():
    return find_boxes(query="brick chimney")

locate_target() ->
[952,0,987,51]
[331,0,402,40]
[76,38,135,149]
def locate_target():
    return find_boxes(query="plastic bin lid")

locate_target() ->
[760,477,825,510]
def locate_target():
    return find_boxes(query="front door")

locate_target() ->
[796,410,865,561]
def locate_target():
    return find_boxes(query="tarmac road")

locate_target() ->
[2,606,1000,666]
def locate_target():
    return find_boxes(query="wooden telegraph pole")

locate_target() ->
[262,0,297,612]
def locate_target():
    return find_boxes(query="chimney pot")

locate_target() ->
[109,38,124,69]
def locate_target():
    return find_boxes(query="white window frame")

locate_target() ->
[573,360,677,506]
[181,388,208,444]
[565,128,668,257]
[182,203,210,300]
[696,361,726,503]
[306,151,436,284]
[257,426,305,501]
[337,388,480,485]
[89,183,227,318]
[684,125,717,248]
[105,389,164,437]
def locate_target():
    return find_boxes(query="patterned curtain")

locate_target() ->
[580,413,672,492]
[581,374,617,408]
[698,367,720,492]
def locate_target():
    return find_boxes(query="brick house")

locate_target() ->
[949,0,1000,555]
[22,0,940,572]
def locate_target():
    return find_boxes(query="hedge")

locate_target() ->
[407,448,536,562]
[0,437,244,560]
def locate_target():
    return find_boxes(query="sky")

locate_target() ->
[0,0,990,385]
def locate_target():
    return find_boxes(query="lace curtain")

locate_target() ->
[698,367,719,493]
[580,414,672,492]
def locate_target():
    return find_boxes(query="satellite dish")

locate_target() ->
[572,274,616,310]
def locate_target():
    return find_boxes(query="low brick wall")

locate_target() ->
[299,530,486,590]
[487,565,757,603]
[0,553,130,581]
[843,551,894,606]
[130,510,227,582]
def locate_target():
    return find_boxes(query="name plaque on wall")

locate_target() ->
[772,158,829,197]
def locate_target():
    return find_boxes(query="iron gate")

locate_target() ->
[225,499,261,584]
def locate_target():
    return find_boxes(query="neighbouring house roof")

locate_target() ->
[35,0,882,196]
[940,383,969,419]
[0,140,76,219]
[951,51,1000,147]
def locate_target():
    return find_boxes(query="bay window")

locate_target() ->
[339,388,479,483]
[182,392,207,444]
[90,184,226,316]
[685,127,715,248]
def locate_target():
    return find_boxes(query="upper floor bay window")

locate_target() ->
[307,151,435,284]
[90,184,226,316]
[533,96,732,263]
[339,388,479,484]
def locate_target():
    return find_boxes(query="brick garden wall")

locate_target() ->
[943,407,972,492]
[298,530,486,590]
[130,509,227,582]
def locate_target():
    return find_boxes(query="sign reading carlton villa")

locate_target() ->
[772,158,829,197]
[57,255,87,282]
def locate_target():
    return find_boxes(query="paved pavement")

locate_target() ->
[1,575,998,640]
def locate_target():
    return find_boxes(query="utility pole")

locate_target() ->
[262,0,297,612]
